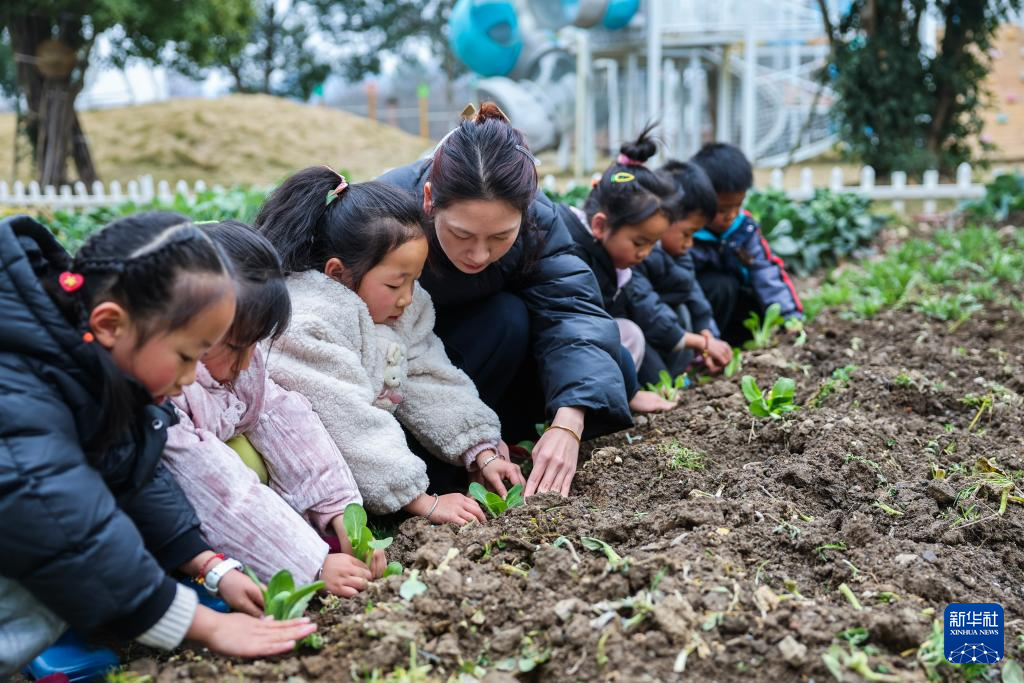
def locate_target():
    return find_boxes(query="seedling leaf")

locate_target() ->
[741,375,763,403]
[383,561,404,578]
[399,569,428,600]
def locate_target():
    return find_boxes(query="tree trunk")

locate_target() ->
[9,13,98,185]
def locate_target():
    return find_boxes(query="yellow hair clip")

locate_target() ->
[611,171,635,183]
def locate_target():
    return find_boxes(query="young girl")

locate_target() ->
[162,220,383,597]
[562,129,719,391]
[254,170,523,524]
[0,213,315,676]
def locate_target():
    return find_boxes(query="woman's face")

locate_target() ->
[423,183,521,274]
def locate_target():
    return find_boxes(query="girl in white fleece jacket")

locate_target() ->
[254,168,524,525]
[163,220,383,597]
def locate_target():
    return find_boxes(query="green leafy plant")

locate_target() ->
[399,569,428,601]
[580,536,628,571]
[242,567,325,649]
[745,188,887,276]
[742,303,785,350]
[723,348,743,378]
[645,369,688,402]
[916,620,992,682]
[343,503,402,577]
[468,482,525,518]
[741,376,798,420]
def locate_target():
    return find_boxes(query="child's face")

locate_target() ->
[660,213,708,257]
[424,185,521,274]
[710,191,747,233]
[358,236,429,324]
[203,341,257,384]
[93,284,237,402]
[592,211,668,269]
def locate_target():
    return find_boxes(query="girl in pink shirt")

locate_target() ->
[163,220,383,597]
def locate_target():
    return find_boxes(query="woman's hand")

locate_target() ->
[216,568,264,616]
[321,553,372,598]
[405,492,486,525]
[524,407,583,498]
[187,605,316,657]
[473,449,525,497]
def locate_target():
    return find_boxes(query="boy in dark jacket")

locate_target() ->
[635,161,732,373]
[690,143,802,344]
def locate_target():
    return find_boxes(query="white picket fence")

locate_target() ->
[545,161,998,214]
[768,162,987,214]
[0,162,1002,214]
[0,175,218,210]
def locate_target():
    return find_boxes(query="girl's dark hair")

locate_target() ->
[659,160,718,223]
[200,220,291,358]
[254,167,424,289]
[690,142,754,194]
[43,210,233,452]
[583,125,681,231]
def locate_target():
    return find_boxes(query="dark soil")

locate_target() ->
[117,297,1024,682]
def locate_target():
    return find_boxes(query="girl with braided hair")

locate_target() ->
[0,212,317,676]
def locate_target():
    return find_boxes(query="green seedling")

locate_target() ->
[823,642,898,682]
[814,541,847,561]
[837,582,863,611]
[343,503,402,577]
[723,347,743,377]
[399,569,427,601]
[872,501,904,517]
[243,567,325,649]
[580,536,627,571]
[468,482,525,518]
[645,369,688,402]
[742,303,785,349]
[661,441,706,471]
[917,620,992,682]
[742,375,798,420]
[961,393,994,431]
[810,365,858,408]
[952,457,1024,522]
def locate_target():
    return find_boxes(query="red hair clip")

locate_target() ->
[59,271,85,293]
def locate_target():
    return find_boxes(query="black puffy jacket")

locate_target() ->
[560,205,687,354]
[378,160,632,438]
[633,245,719,337]
[0,216,207,639]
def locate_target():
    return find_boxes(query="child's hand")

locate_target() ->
[473,449,525,497]
[217,567,264,616]
[321,553,372,597]
[369,549,387,579]
[187,605,316,657]
[407,492,486,525]
[703,336,733,373]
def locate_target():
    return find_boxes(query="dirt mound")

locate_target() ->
[106,280,1024,682]
[0,94,429,186]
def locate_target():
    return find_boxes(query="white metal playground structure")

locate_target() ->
[449,0,944,176]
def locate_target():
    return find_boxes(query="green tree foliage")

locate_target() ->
[823,0,1021,175]
[214,0,330,100]
[1,0,253,183]
[310,0,464,85]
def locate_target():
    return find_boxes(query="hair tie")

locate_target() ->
[616,153,645,167]
[324,166,349,206]
[59,271,85,293]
